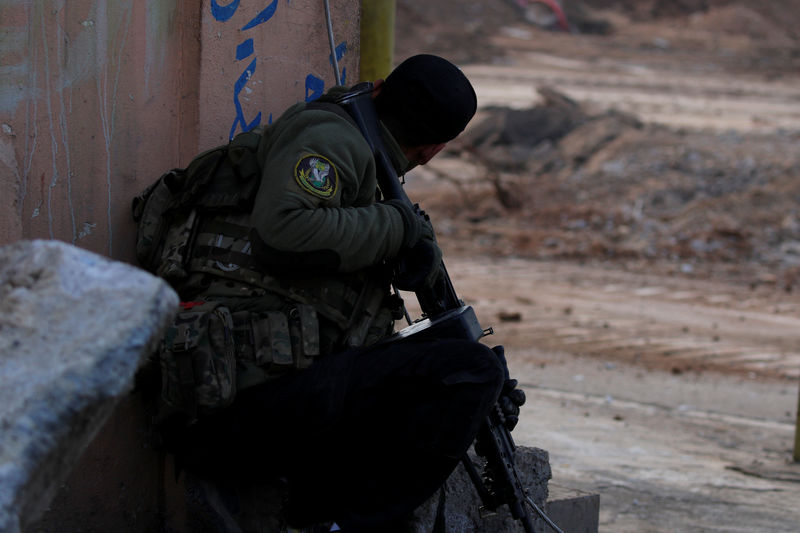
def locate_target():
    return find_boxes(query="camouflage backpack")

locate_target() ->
[131,129,263,285]
[132,130,264,421]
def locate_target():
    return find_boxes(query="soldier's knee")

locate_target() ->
[439,340,504,390]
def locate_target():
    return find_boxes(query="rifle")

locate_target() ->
[337,83,564,533]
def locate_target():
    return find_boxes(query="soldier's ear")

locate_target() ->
[417,143,446,165]
[371,79,385,99]
[405,142,446,167]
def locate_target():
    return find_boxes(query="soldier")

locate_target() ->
[151,54,523,532]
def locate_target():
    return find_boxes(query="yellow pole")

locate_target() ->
[359,0,396,82]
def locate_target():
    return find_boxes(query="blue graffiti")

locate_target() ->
[331,41,348,83]
[304,74,325,102]
[217,2,348,139]
[230,57,262,140]
[223,1,282,139]
[236,38,254,60]
[242,0,279,30]
[211,0,241,22]
[306,41,348,102]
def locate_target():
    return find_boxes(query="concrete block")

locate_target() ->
[0,240,178,533]
[545,484,600,533]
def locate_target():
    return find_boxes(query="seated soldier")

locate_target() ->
[154,54,523,532]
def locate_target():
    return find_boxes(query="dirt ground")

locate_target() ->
[395,1,800,531]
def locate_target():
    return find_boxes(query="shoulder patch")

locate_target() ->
[294,154,338,199]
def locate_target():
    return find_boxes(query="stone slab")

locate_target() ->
[545,484,601,533]
[0,240,178,533]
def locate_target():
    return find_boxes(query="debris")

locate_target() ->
[498,310,524,322]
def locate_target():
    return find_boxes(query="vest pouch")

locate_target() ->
[132,170,182,273]
[230,305,321,391]
[252,311,295,367]
[288,304,321,370]
[156,208,199,283]
[159,301,236,419]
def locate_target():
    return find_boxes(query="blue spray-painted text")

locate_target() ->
[213,2,348,139]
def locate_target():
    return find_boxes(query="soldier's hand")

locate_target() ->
[384,199,434,248]
[384,200,443,290]
[491,345,527,431]
[393,237,443,291]
[499,378,526,431]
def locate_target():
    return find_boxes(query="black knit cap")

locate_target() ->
[374,54,477,145]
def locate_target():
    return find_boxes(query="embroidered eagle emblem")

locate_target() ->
[294,154,338,199]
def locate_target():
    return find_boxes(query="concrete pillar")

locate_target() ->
[0,0,360,260]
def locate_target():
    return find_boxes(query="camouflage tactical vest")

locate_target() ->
[133,102,400,421]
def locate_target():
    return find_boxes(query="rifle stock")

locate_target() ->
[337,83,548,533]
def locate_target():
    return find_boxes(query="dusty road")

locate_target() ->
[453,258,800,381]
[431,256,800,532]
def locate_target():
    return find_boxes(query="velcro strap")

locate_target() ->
[200,218,253,240]
[193,245,259,271]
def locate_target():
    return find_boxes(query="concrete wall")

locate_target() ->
[0,1,360,530]
[196,0,360,150]
[0,0,360,261]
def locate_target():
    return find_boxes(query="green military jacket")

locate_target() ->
[251,96,408,272]
[180,89,411,357]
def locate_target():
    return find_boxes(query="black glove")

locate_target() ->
[499,378,526,431]
[385,199,442,291]
[384,198,434,247]
[492,345,526,431]
[393,238,443,291]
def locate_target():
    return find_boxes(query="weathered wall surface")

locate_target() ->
[0,1,360,530]
[0,0,360,261]
[0,1,201,260]
[196,0,360,150]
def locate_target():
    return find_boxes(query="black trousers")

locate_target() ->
[164,337,504,531]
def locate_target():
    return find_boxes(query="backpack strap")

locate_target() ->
[305,99,359,129]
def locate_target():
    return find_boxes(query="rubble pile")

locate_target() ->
[429,89,800,287]
[397,0,800,288]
